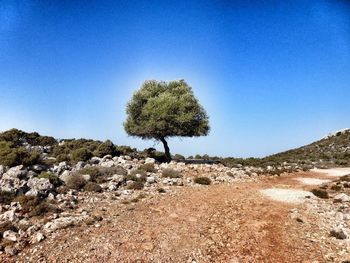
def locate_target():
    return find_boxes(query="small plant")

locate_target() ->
[84,182,102,192]
[157,188,166,193]
[139,163,156,173]
[331,185,342,191]
[71,148,92,162]
[0,191,15,205]
[330,229,347,240]
[38,172,62,187]
[194,176,211,185]
[311,189,329,199]
[226,171,234,177]
[14,195,60,217]
[65,174,87,190]
[340,175,350,182]
[162,168,182,178]
[127,181,144,190]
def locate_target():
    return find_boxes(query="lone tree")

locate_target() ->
[124,80,210,162]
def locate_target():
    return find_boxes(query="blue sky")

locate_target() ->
[0,0,349,157]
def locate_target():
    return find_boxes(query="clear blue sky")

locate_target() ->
[0,0,349,157]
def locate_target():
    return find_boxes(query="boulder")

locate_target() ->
[27,177,53,192]
[146,176,156,184]
[334,193,350,202]
[44,215,88,232]
[145,158,156,164]
[59,170,73,184]
[0,210,18,223]
[100,160,115,168]
[3,230,19,242]
[4,165,27,179]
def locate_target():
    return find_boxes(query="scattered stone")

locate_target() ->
[3,230,19,242]
[334,193,350,202]
[4,246,18,256]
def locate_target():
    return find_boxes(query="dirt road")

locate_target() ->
[9,171,347,262]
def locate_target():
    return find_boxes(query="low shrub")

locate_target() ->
[311,189,329,199]
[173,154,185,160]
[38,172,62,187]
[71,148,92,162]
[29,201,60,217]
[65,175,86,190]
[127,181,144,190]
[157,188,166,193]
[84,182,102,192]
[330,229,347,240]
[124,173,146,183]
[194,177,211,185]
[0,191,16,204]
[331,185,342,191]
[139,163,156,173]
[340,175,350,182]
[0,141,41,167]
[162,168,182,178]
[78,166,127,183]
[93,140,118,157]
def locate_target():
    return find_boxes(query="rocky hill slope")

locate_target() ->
[264,128,350,168]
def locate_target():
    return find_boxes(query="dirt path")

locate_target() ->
[9,171,344,262]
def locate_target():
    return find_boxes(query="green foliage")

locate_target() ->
[173,154,185,160]
[0,128,57,146]
[84,182,102,192]
[161,168,182,178]
[0,141,41,167]
[93,140,118,157]
[71,148,92,162]
[65,175,87,190]
[124,80,209,139]
[194,176,211,185]
[38,172,62,187]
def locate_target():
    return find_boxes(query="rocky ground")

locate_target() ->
[1,155,350,262]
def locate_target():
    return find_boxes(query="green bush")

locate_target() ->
[84,182,102,192]
[38,172,62,187]
[194,177,211,185]
[162,168,182,178]
[71,148,92,162]
[65,174,86,190]
[0,129,57,146]
[93,140,118,157]
[173,154,185,160]
[311,189,329,199]
[0,141,41,167]
[139,163,156,172]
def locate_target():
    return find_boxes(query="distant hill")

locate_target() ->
[263,128,350,168]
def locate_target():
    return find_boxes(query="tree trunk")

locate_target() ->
[160,137,171,162]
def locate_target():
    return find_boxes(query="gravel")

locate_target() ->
[260,188,314,204]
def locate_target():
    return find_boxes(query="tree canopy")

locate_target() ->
[124,80,210,161]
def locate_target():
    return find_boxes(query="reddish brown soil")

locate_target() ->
[3,172,341,262]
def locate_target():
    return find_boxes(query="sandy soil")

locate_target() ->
[2,170,348,263]
[311,168,350,177]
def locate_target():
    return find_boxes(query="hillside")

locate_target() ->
[263,128,350,167]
